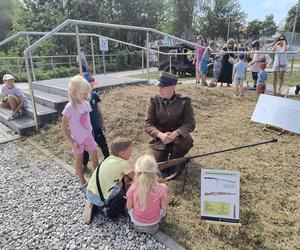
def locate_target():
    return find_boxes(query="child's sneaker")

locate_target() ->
[79,182,88,193]
[83,200,94,224]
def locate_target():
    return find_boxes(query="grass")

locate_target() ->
[30,82,300,250]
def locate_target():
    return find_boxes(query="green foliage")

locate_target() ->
[247,15,278,40]
[0,0,16,43]
[193,0,246,40]
[284,4,300,33]
[116,50,143,71]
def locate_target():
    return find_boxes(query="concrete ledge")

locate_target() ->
[26,138,186,250]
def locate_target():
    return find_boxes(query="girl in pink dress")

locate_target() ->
[61,75,99,191]
[126,155,168,234]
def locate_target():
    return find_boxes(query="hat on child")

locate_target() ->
[156,71,178,87]
[3,74,15,81]
[79,72,98,85]
[239,53,245,60]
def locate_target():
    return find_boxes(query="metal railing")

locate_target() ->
[9,20,300,130]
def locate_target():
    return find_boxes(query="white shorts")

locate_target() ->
[128,209,166,226]
[272,64,287,72]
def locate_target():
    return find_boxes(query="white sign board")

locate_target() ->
[251,94,300,134]
[99,38,108,51]
[200,169,240,223]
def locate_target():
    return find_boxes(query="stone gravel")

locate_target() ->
[0,142,168,250]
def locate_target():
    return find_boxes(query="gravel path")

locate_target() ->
[0,142,168,250]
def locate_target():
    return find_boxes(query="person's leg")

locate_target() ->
[75,153,85,184]
[88,150,98,171]
[273,71,278,95]
[83,150,89,167]
[278,71,285,93]
[7,95,19,111]
[82,65,87,72]
[195,59,200,84]
[0,99,11,109]
[94,128,110,158]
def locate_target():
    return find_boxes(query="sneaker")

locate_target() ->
[83,200,95,224]
[295,85,300,95]
[79,182,88,193]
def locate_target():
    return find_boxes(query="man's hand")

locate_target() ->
[158,131,180,144]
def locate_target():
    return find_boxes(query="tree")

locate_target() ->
[247,15,278,40]
[193,0,246,41]
[261,15,278,38]
[171,0,195,38]
[284,4,300,33]
[0,0,16,41]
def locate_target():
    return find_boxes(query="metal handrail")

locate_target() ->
[19,19,300,131]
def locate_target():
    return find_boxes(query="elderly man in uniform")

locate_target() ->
[144,72,196,175]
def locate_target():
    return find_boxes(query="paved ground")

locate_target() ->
[0,123,20,144]
[0,141,168,250]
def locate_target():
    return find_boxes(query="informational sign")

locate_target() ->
[200,169,240,223]
[251,94,300,134]
[99,38,108,51]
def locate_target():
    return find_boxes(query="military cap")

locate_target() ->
[156,71,178,87]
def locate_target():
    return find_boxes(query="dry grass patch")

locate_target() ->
[30,82,300,250]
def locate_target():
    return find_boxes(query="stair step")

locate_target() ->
[32,82,69,97]
[0,107,36,136]
[23,89,68,113]
[25,103,58,125]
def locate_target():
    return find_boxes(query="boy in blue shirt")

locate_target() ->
[80,72,110,167]
[256,61,268,99]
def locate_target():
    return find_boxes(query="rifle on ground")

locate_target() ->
[158,138,277,182]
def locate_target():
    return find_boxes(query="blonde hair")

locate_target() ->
[68,75,91,105]
[134,155,159,211]
[227,38,235,45]
[110,137,132,157]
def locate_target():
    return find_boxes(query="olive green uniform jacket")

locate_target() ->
[144,93,196,161]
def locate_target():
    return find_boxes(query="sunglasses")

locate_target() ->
[279,38,284,41]
[228,42,234,44]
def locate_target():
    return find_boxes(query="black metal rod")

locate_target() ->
[189,138,277,160]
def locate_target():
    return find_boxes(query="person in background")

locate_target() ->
[78,47,89,72]
[232,53,247,97]
[256,61,268,99]
[127,155,168,234]
[0,74,28,120]
[249,40,265,89]
[218,38,237,87]
[193,35,205,84]
[209,54,222,87]
[272,35,288,96]
[200,41,216,86]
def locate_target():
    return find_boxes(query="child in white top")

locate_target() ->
[233,53,247,97]
[61,75,99,191]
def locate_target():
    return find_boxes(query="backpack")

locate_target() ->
[95,165,127,219]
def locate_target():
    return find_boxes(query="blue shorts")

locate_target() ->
[200,59,208,75]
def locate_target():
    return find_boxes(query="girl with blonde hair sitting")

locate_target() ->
[126,155,168,234]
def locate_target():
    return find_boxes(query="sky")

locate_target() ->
[240,0,298,26]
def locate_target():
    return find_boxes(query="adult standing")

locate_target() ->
[193,35,205,84]
[78,47,89,72]
[144,72,196,176]
[218,38,237,87]
[272,35,288,95]
[249,40,265,89]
